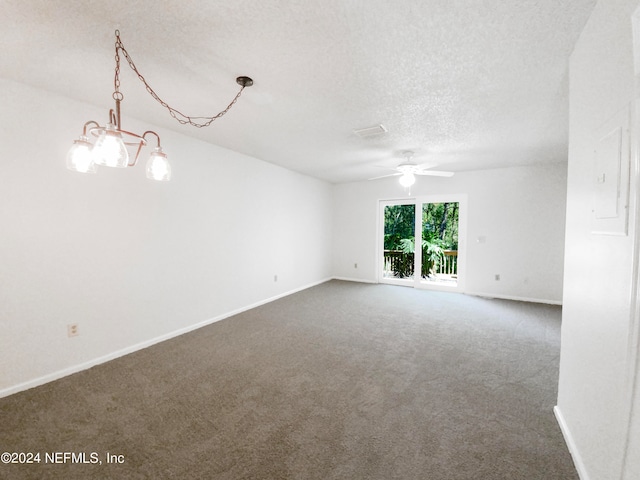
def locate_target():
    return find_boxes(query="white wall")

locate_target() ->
[333,163,567,304]
[0,79,333,395]
[556,0,640,479]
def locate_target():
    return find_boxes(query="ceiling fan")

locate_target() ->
[368,151,454,187]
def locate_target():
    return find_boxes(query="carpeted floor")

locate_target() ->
[0,280,577,479]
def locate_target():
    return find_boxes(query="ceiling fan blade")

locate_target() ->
[415,170,455,177]
[368,172,401,180]
[416,163,438,170]
[372,165,399,171]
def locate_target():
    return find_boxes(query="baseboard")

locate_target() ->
[0,277,332,399]
[554,406,590,480]
[331,276,377,284]
[466,291,562,305]
[329,280,562,305]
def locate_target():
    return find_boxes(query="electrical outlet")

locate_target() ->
[67,324,79,337]
[354,263,358,269]
[494,274,500,281]
[274,274,278,282]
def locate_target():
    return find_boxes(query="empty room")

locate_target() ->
[1,1,640,479]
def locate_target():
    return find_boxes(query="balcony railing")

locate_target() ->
[383,249,458,279]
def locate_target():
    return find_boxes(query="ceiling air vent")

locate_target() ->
[353,124,387,138]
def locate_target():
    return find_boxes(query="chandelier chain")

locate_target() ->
[113,31,247,128]
[113,37,123,101]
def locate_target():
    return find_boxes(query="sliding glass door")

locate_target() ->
[379,195,466,292]
[381,201,416,286]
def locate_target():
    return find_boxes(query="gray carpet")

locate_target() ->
[0,280,577,479]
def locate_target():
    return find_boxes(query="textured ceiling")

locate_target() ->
[0,0,597,183]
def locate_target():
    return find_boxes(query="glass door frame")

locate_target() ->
[378,198,418,287]
[378,194,467,293]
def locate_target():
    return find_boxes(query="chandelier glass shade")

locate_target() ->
[67,30,252,182]
[146,146,171,182]
[91,123,130,168]
[66,135,96,174]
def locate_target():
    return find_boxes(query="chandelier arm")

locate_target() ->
[130,141,144,168]
[142,130,161,148]
[128,131,162,167]
[81,120,101,136]
[113,30,251,129]
[108,109,118,128]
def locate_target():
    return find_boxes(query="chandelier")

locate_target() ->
[66,30,253,181]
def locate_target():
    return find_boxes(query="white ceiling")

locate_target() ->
[0,0,597,184]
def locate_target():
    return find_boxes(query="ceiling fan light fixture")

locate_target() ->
[399,172,416,188]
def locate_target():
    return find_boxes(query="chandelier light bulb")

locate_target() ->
[146,147,171,181]
[66,136,96,174]
[91,123,129,168]
[399,172,416,188]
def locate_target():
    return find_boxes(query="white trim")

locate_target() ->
[620,59,640,478]
[465,291,562,306]
[332,279,563,305]
[331,276,377,284]
[337,280,561,305]
[554,406,590,480]
[416,280,462,293]
[380,277,415,287]
[0,277,332,399]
